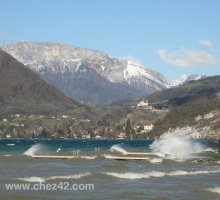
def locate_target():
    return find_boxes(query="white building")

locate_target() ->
[143,121,153,132]
[118,132,126,139]
[137,100,149,107]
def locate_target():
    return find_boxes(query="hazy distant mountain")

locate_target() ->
[169,74,205,87]
[1,41,168,104]
[0,49,87,116]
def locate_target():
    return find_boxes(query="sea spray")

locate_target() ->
[150,131,204,160]
[110,144,127,155]
[24,144,46,156]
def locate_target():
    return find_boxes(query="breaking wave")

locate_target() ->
[16,172,91,183]
[103,169,220,180]
[204,187,220,194]
[16,176,46,183]
[80,155,97,160]
[46,172,91,181]
[24,144,46,156]
[150,131,204,160]
[6,143,15,146]
[149,158,163,163]
[110,144,127,155]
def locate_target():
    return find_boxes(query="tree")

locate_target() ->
[41,128,49,138]
[125,118,132,138]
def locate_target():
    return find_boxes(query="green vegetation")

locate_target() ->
[150,99,220,137]
[148,75,220,108]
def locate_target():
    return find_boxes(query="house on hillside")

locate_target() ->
[137,100,148,107]
[118,132,126,139]
[143,121,154,132]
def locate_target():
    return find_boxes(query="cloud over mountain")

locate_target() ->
[156,48,218,68]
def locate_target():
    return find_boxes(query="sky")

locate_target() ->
[0,0,219,81]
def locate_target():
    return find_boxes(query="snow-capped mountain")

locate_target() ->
[169,74,205,87]
[1,41,168,104]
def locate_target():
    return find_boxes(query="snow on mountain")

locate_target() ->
[1,41,168,104]
[169,74,205,87]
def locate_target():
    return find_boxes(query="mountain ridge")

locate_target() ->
[1,41,168,104]
[0,49,91,117]
[169,74,205,87]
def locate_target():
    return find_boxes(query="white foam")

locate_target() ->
[149,158,163,163]
[103,154,114,159]
[6,144,15,146]
[16,172,91,183]
[104,169,220,180]
[150,131,204,160]
[24,144,45,156]
[205,187,220,194]
[110,144,127,155]
[3,154,11,157]
[80,155,97,160]
[46,172,91,181]
[203,148,218,153]
[105,171,165,180]
[17,177,45,183]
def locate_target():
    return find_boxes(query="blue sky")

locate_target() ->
[0,0,219,81]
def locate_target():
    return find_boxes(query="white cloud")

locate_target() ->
[199,39,213,47]
[156,48,218,68]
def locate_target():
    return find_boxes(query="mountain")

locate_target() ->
[0,49,90,117]
[1,41,168,104]
[148,75,220,107]
[148,75,220,139]
[149,98,220,139]
[169,74,205,87]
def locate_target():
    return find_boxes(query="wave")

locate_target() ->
[110,144,127,155]
[46,172,91,181]
[16,176,46,183]
[204,187,220,194]
[6,144,15,146]
[103,169,220,180]
[80,155,97,160]
[16,172,91,183]
[149,158,163,163]
[150,131,204,160]
[104,172,166,180]
[24,144,46,156]
[203,148,218,153]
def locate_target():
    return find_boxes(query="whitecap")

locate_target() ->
[104,168,220,180]
[103,154,114,159]
[6,144,15,146]
[149,158,163,163]
[168,169,220,176]
[110,144,127,155]
[80,155,97,160]
[16,177,45,183]
[24,144,45,156]
[104,171,166,180]
[204,187,220,194]
[203,148,218,153]
[15,172,91,183]
[46,172,91,181]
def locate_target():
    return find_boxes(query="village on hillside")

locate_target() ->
[0,99,167,139]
